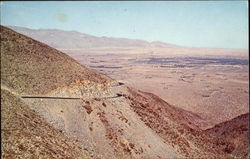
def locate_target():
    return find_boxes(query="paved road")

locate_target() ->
[21,96,81,99]
[21,93,124,100]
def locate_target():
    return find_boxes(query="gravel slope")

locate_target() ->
[1,88,91,159]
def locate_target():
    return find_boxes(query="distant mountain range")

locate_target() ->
[7,26,179,49]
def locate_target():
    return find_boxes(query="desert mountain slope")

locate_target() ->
[126,88,249,158]
[1,88,91,159]
[1,26,113,95]
[1,25,248,159]
[1,25,181,159]
[205,113,249,157]
[8,26,178,49]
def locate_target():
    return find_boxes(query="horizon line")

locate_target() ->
[4,24,249,50]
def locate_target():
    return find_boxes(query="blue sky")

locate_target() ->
[1,1,248,49]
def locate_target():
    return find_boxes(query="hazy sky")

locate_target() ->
[1,1,248,49]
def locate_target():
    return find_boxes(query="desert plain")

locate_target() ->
[64,47,249,129]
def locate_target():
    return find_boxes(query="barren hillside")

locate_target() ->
[1,26,248,159]
[1,88,91,159]
[1,26,113,96]
[205,113,249,158]
[126,88,249,158]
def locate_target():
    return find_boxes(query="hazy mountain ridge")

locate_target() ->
[7,26,179,49]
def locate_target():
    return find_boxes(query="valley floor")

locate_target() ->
[69,51,249,129]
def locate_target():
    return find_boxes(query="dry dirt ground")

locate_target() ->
[66,50,249,129]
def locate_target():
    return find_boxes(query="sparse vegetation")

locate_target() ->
[84,104,93,114]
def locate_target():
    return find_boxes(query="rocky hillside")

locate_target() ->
[205,113,249,158]
[126,88,249,158]
[1,26,248,159]
[1,26,113,96]
[1,88,91,159]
